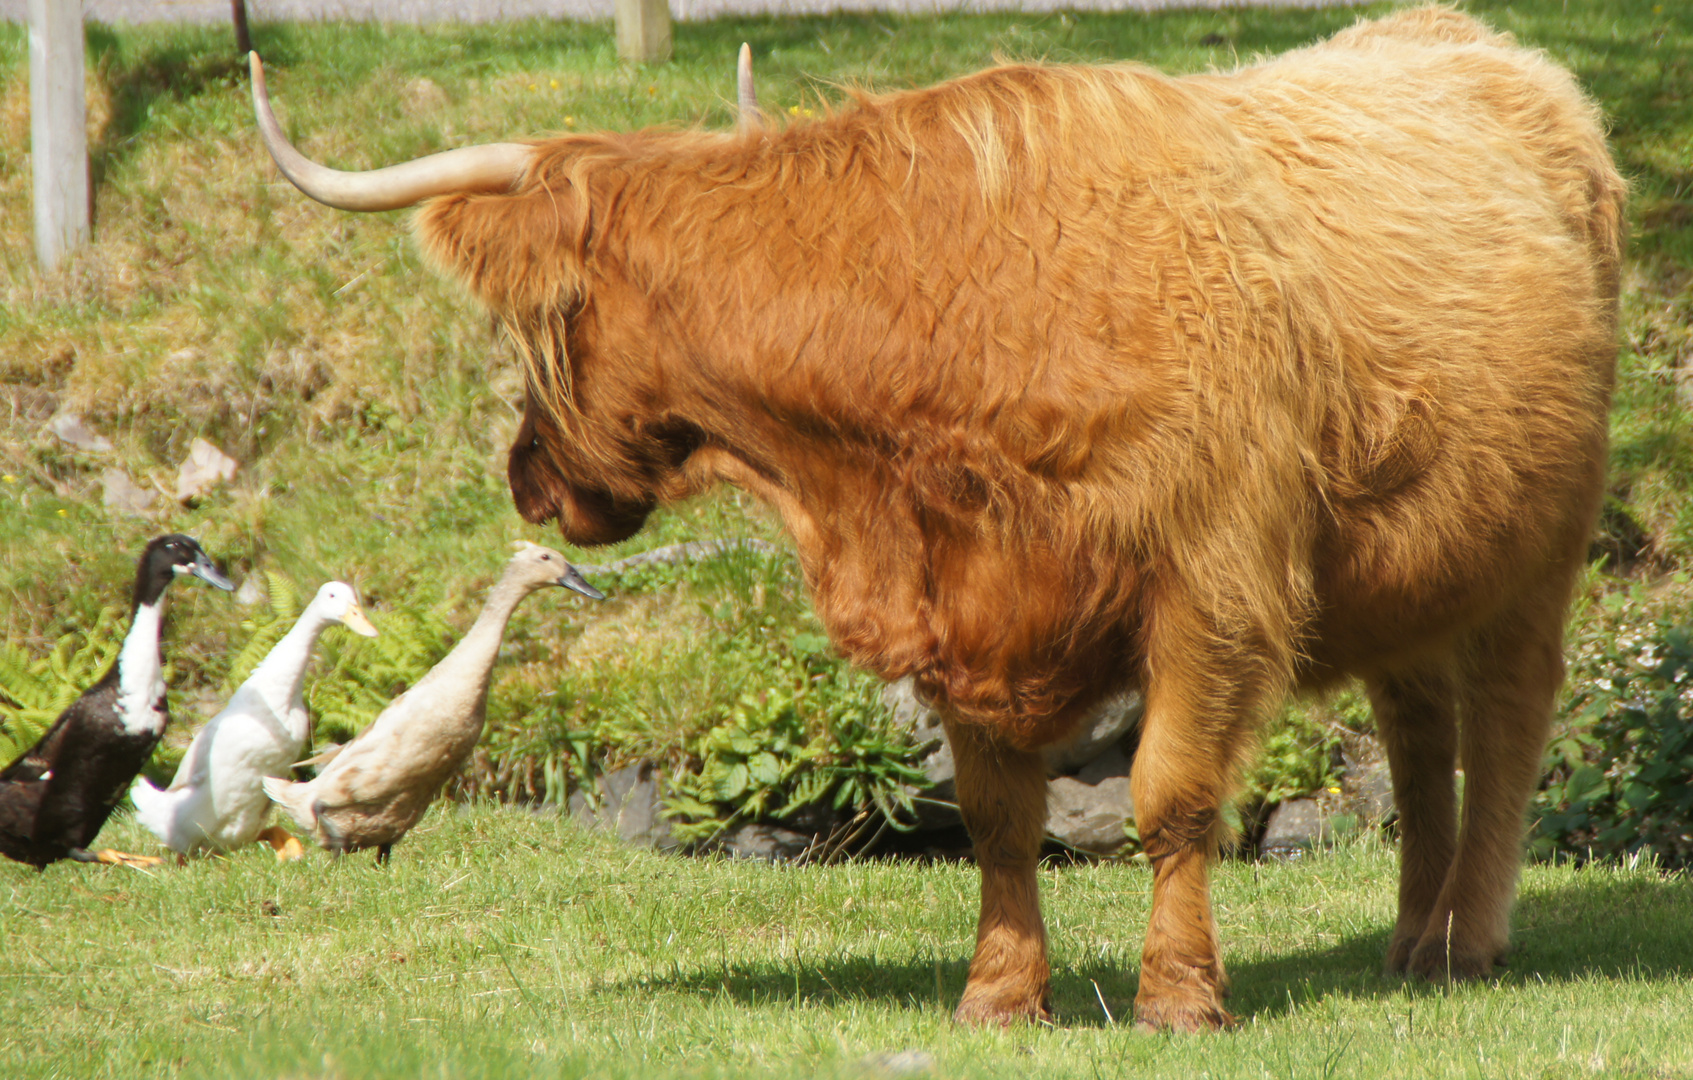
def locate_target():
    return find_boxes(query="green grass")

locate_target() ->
[2,806,1690,1079]
[1,6,1692,1072]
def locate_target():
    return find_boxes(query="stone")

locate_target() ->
[1045,774,1135,854]
[49,411,111,452]
[176,437,238,501]
[861,1050,936,1076]
[1340,736,1395,824]
[1259,798,1327,861]
[234,575,267,606]
[1043,690,1143,773]
[882,678,961,828]
[718,823,815,862]
[1076,741,1133,786]
[568,761,678,851]
[1350,759,1395,823]
[100,467,155,516]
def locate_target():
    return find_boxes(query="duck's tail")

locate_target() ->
[129,778,193,853]
[262,777,318,833]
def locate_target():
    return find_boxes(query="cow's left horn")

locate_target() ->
[250,53,532,212]
[736,43,763,133]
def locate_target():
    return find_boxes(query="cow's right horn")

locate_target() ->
[250,53,531,212]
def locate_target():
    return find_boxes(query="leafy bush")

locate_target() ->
[1533,616,1693,869]
[662,658,928,845]
[467,547,930,842]
[1241,694,1354,808]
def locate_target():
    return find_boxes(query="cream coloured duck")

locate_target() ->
[264,543,602,862]
[0,535,234,870]
[131,581,378,859]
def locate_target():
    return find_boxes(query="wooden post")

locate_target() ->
[615,0,672,64]
[28,0,89,272]
[232,0,253,58]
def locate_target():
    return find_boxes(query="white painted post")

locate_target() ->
[29,0,89,272]
[615,0,672,64]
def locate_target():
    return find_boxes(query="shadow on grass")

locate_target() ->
[637,869,1693,1026]
[83,22,248,191]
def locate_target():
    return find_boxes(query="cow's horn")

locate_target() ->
[736,43,763,132]
[249,52,531,212]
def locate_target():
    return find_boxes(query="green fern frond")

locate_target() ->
[303,605,452,746]
[266,571,301,621]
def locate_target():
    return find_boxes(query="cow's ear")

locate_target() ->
[413,184,585,314]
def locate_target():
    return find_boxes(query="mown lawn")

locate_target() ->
[2,806,1690,1079]
[2,3,1692,1077]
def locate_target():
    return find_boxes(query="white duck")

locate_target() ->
[131,581,377,858]
[264,543,602,863]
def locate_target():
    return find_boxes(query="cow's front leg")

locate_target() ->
[1130,655,1259,1032]
[945,718,1052,1026]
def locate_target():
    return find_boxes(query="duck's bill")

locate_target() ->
[559,566,605,601]
[191,555,236,591]
[342,602,380,638]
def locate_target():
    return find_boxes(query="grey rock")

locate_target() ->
[100,468,155,516]
[568,761,679,851]
[1339,736,1394,824]
[718,823,815,862]
[883,679,961,828]
[50,412,112,453]
[1042,690,1143,773]
[862,1049,936,1076]
[1076,740,1133,786]
[1045,774,1135,854]
[175,437,238,501]
[1350,759,1395,823]
[1259,798,1327,861]
[882,677,937,734]
[0,383,57,422]
[234,575,267,606]
[884,677,1142,833]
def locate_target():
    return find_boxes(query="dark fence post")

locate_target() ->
[233,0,253,56]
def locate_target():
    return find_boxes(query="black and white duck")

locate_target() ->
[0,534,234,869]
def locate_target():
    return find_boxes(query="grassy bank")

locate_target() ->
[2,805,1690,1079]
[2,0,1688,667]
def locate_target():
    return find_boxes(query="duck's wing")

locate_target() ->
[0,690,96,785]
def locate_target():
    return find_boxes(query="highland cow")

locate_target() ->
[252,7,1625,1031]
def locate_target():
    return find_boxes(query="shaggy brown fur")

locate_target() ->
[403,8,1624,1030]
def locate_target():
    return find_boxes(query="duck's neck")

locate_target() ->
[243,604,337,713]
[434,574,538,694]
[115,597,168,736]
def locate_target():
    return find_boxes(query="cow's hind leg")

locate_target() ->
[1406,604,1565,980]
[946,718,1052,1026]
[1366,663,1459,973]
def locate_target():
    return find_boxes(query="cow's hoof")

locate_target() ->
[1383,933,1416,974]
[954,986,1051,1027]
[1133,995,1235,1033]
[1405,938,1498,982]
